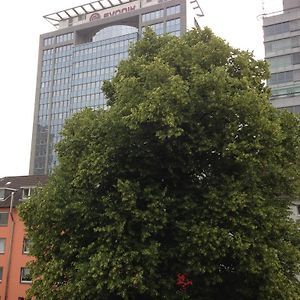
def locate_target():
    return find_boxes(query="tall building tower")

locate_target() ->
[29,0,203,175]
[263,0,300,111]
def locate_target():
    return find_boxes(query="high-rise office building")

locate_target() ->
[263,0,300,221]
[263,0,300,111]
[29,0,203,175]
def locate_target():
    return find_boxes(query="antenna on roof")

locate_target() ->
[262,0,266,15]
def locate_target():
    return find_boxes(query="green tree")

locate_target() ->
[20,28,300,300]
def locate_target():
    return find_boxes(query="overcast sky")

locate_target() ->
[0,0,282,178]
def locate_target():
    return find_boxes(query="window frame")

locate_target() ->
[20,267,32,284]
[22,188,31,199]
[22,238,30,255]
[0,212,9,226]
[0,189,5,200]
[0,238,6,254]
[21,187,36,200]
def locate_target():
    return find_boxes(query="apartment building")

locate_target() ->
[0,175,47,300]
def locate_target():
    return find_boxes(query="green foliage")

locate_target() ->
[20,28,300,299]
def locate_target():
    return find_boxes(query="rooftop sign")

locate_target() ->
[43,0,139,27]
[87,1,138,22]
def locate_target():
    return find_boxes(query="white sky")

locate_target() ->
[0,0,282,178]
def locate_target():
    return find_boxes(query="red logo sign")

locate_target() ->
[89,13,101,21]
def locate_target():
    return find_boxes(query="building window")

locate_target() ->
[152,22,164,35]
[44,37,55,47]
[56,32,74,44]
[267,54,291,70]
[166,4,181,16]
[20,267,32,283]
[22,188,33,200]
[293,52,300,65]
[0,189,4,200]
[264,22,290,37]
[0,213,8,226]
[265,38,292,54]
[166,18,181,35]
[23,238,30,254]
[18,298,25,300]
[269,71,293,85]
[0,238,5,254]
[143,22,164,36]
[142,9,164,22]
[0,266,3,281]
[92,25,138,42]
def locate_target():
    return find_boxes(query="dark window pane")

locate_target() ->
[20,267,32,283]
[0,213,8,226]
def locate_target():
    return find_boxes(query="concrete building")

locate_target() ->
[29,0,203,175]
[263,0,300,221]
[263,0,300,112]
[0,175,47,300]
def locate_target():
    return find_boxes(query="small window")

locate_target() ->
[22,188,35,200]
[78,14,86,21]
[0,266,3,281]
[0,189,5,200]
[23,238,30,254]
[0,238,5,254]
[18,298,25,300]
[22,188,31,199]
[20,267,32,283]
[0,213,8,226]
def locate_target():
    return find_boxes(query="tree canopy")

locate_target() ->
[20,28,300,300]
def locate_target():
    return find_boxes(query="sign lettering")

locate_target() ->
[103,5,136,18]
[86,2,139,23]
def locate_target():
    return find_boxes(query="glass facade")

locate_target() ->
[31,0,187,174]
[34,25,138,174]
[263,2,300,111]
